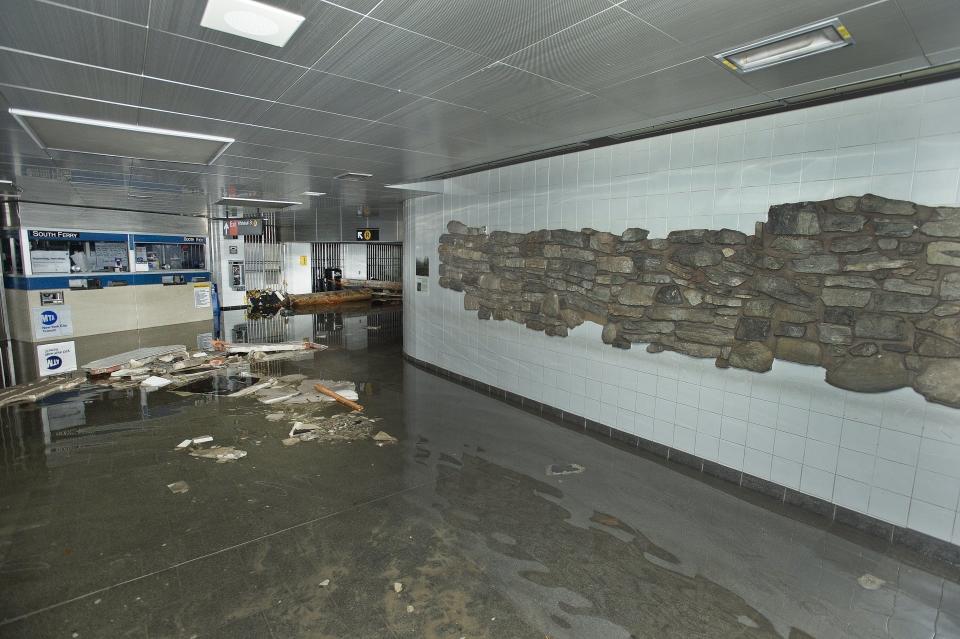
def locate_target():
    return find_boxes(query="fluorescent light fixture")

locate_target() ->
[303,191,326,196]
[215,196,302,208]
[9,108,234,165]
[334,172,373,181]
[715,18,853,73]
[201,0,305,47]
[0,179,12,185]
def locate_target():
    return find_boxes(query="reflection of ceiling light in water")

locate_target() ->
[716,18,853,73]
[201,0,305,47]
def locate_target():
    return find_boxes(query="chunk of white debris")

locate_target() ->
[858,574,885,590]
[281,437,301,447]
[191,435,213,445]
[265,412,286,422]
[406,605,415,613]
[546,463,585,476]
[393,582,403,593]
[141,376,172,388]
[167,481,190,494]
[736,615,759,628]
[175,439,192,449]
[319,579,330,587]
[373,431,398,446]
[189,446,247,463]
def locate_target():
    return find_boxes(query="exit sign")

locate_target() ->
[356,228,379,241]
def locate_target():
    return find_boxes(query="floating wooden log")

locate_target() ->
[341,279,402,291]
[288,289,373,308]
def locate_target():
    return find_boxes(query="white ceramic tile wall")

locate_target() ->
[404,78,960,545]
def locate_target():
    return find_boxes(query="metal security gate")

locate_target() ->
[366,242,401,282]
[311,243,343,292]
[243,211,282,291]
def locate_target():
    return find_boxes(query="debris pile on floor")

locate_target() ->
[0,374,86,408]
[78,341,328,391]
[277,412,384,445]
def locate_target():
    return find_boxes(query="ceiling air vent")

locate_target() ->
[9,109,234,165]
[334,172,373,182]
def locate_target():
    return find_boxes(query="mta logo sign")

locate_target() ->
[40,310,58,326]
[45,355,63,370]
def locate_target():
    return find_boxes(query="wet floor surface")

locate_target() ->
[1,305,959,638]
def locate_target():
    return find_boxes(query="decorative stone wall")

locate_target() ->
[438,194,960,408]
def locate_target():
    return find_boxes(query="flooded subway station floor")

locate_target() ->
[1,305,959,638]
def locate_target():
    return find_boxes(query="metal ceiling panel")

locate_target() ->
[525,93,648,138]
[143,31,308,101]
[378,98,558,148]
[597,57,763,119]
[432,63,588,123]
[617,0,868,48]
[311,20,490,95]
[736,1,929,94]
[276,69,422,121]
[47,0,151,24]
[0,0,147,73]
[369,0,612,59]
[253,103,373,141]
[148,0,361,67]
[138,78,274,124]
[763,57,930,100]
[897,0,960,64]
[502,6,680,91]
[0,50,142,106]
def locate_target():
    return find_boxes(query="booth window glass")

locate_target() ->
[134,242,205,271]
[29,238,128,273]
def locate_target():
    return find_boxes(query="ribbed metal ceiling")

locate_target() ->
[0,0,958,215]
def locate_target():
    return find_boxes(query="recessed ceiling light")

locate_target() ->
[9,108,234,165]
[303,191,326,196]
[215,196,302,208]
[201,0,305,47]
[716,18,853,73]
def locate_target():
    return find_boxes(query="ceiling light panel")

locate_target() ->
[200,0,305,47]
[9,109,234,165]
[215,196,302,208]
[716,18,853,73]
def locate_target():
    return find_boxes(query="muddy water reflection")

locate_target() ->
[0,302,958,638]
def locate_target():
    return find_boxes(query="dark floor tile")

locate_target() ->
[667,449,702,472]
[834,506,894,541]
[893,526,960,565]
[785,489,835,519]
[741,473,786,501]
[702,460,741,485]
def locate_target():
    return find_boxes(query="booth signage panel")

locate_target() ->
[356,228,379,241]
[28,230,127,242]
[32,306,74,339]
[37,341,77,377]
[133,234,207,244]
[223,219,264,237]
